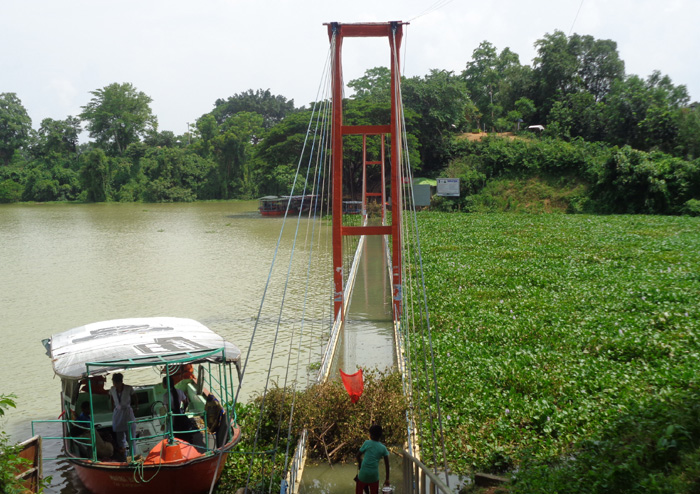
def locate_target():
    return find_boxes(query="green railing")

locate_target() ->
[31,419,95,461]
[32,409,227,463]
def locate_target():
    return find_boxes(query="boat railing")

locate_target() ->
[31,419,95,461]
[192,361,239,427]
[32,409,223,463]
[128,409,218,459]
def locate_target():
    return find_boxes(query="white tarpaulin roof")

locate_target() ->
[46,317,242,379]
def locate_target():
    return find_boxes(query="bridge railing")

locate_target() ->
[396,449,452,494]
[285,234,366,494]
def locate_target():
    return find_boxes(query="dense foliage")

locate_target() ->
[438,136,700,215]
[1,30,698,207]
[411,213,700,492]
[217,370,406,492]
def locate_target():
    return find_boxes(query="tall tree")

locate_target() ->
[211,111,264,198]
[35,116,82,157]
[402,70,469,172]
[254,110,314,196]
[0,92,32,166]
[212,89,295,130]
[463,42,528,129]
[533,31,624,119]
[604,71,689,151]
[347,66,392,102]
[80,83,156,156]
[79,148,110,202]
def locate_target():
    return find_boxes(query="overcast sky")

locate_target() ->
[3,0,698,137]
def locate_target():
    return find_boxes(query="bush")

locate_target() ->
[683,199,700,216]
[216,370,407,493]
[0,179,22,203]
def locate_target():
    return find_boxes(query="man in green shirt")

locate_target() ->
[356,424,390,494]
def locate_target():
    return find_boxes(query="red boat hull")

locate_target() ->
[259,209,286,216]
[71,427,240,494]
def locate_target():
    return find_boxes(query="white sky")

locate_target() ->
[2,0,698,137]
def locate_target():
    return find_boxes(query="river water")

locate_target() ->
[0,201,396,493]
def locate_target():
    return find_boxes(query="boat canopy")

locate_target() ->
[44,317,242,380]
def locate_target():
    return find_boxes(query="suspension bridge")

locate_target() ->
[237,22,451,494]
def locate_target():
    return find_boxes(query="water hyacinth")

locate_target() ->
[408,212,700,477]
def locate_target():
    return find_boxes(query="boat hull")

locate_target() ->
[259,209,286,216]
[71,427,240,494]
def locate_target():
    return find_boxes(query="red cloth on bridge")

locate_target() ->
[340,368,364,404]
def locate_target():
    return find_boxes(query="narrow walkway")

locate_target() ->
[299,235,403,493]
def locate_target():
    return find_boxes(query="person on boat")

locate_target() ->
[73,401,115,460]
[162,377,195,442]
[79,375,108,394]
[71,401,92,437]
[109,373,138,458]
[205,393,229,448]
[169,363,195,385]
[355,424,390,494]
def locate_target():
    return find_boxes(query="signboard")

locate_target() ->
[437,178,460,197]
[413,184,432,207]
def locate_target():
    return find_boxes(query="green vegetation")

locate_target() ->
[2,30,698,209]
[0,394,49,494]
[410,212,700,492]
[438,136,700,215]
[217,370,406,492]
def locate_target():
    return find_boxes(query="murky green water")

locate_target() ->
[0,201,396,493]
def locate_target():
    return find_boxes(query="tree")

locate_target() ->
[547,92,606,141]
[80,83,156,156]
[211,89,295,130]
[0,93,32,166]
[676,103,700,159]
[402,70,469,172]
[532,31,624,120]
[210,111,264,198]
[604,71,690,152]
[254,110,315,196]
[79,148,110,201]
[140,147,217,202]
[34,116,81,158]
[462,42,527,130]
[0,179,23,203]
[348,66,392,102]
[577,35,625,102]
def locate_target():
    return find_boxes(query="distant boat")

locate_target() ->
[258,195,288,216]
[258,195,319,216]
[36,317,243,494]
[343,200,362,214]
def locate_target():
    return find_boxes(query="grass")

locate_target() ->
[409,212,700,492]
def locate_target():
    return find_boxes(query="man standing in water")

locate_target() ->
[355,424,390,494]
[109,373,137,458]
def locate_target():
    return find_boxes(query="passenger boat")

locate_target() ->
[342,200,363,214]
[258,195,319,216]
[258,195,288,216]
[37,317,243,494]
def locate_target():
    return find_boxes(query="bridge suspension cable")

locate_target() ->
[236,21,452,494]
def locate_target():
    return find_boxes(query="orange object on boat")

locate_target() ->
[340,369,364,404]
[144,439,203,465]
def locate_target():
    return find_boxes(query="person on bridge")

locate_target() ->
[355,424,390,494]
